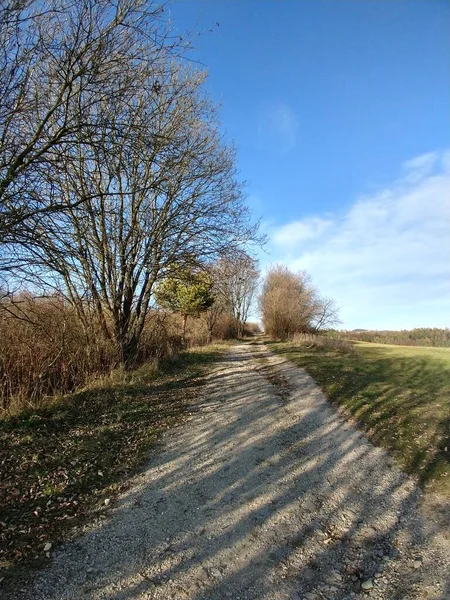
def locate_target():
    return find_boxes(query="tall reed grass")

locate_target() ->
[0,297,187,413]
[0,295,243,414]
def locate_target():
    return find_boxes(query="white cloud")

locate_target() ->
[257,102,299,153]
[268,150,450,329]
[401,151,438,183]
[272,217,332,247]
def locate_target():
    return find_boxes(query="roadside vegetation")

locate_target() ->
[332,327,450,348]
[0,343,228,579]
[0,0,263,414]
[0,1,262,572]
[0,296,258,414]
[259,265,340,339]
[268,335,450,496]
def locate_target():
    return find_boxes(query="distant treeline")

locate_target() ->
[333,328,450,348]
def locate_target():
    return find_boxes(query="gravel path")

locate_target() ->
[11,343,450,600]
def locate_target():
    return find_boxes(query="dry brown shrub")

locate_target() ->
[157,311,237,348]
[293,332,354,354]
[0,296,116,412]
[185,316,209,347]
[138,311,184,361]
[0,302,189,414]
[259,266,315,339]
[244,322,261,336]
[259,265,339,339]
[210,312,238,340]
[0,289,244,414]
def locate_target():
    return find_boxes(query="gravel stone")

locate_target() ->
[5,344,450,600]
[361,578,374,590]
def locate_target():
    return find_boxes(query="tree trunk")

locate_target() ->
[120,335,139,370]
[236,319,244,338]
[114,317,138,370]
[182,314,188,347]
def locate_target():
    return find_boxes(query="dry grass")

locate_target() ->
[0,298,188,414]
[0,344,227,583]
[335,327,450,348]
[292,332,354,354]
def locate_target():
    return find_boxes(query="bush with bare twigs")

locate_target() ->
[334,328,450,348]
[0,296,188,413]
[292,333,354,354]
[259,265,340,339]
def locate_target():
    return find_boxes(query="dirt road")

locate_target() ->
[12,344,450,599]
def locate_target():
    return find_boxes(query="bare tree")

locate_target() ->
[203,264,228,343]
[215,253,259,337]
[0,0,169,245]
[259,265,339,339]
[310,296,340,332]
[12,61,262,366]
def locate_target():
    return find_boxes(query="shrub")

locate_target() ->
[0,288,247,414]
[138,311,184,361]
[335,328,450,348]
[259,265,339,339]
[0,296,116,412]
[244,322,262,336]
[0,299,186,413]
[210,312,238,340]
[292,333,354,354]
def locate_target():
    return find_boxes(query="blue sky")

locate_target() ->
[169,0,450,329]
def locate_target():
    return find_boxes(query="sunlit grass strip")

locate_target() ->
[268,339,450,497]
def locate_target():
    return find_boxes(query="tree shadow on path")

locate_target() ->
[10,345,450,600]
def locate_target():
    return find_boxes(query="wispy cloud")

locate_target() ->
[257,102,299,153]
[268,150,450,329]
[272,217,333,247]
[401,151,438,183]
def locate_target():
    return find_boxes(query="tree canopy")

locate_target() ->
[0,0,263,366]
[155,269,215,341]
[259,265,339,339]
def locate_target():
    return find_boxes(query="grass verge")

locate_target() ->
[268,339,450,497]
[0,344,227,583]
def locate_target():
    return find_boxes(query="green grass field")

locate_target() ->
[268,339,450,496]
